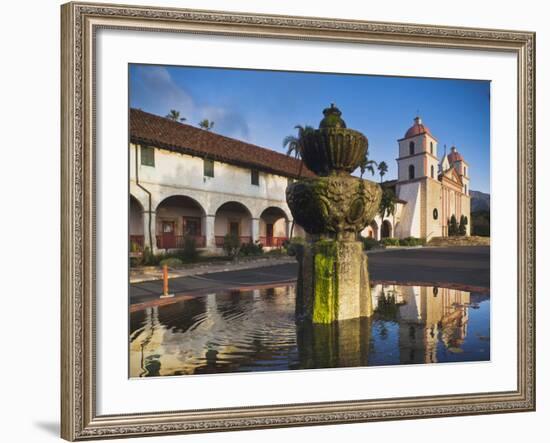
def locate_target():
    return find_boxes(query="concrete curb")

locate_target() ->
[130,256,296,283]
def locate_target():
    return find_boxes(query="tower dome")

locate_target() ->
[404,116,432,139]
[447,146,464,163]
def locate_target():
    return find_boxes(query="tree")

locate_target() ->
[198,119,215,131]
[283,125,315,239]
[377,161,388,182]
[448,214,459,236]
[359,155,377,178]
[458,215,467,236]
[165,109,186,122]
[283,125,315,161]
[379,187,397,219]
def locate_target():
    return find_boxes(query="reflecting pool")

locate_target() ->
[129,284,490,377]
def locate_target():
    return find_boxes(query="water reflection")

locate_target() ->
[129,284,490,377]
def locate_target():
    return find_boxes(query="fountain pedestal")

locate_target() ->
[287,105,381,324]
[297,240,372,322]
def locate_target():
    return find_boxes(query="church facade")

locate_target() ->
[129,109,471,253]
[363,116,471,241]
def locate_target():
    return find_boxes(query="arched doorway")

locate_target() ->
[156,195,206,249]
[260,207,288,248]
[381,220,392,239]
[366,220,379,240]
[130,195,144,252]
[214,201,252,247]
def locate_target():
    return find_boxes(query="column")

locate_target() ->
[251,217,260,244]
[204,214,216,249]
[143,209,157,254]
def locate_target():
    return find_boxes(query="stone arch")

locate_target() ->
[366,220,379,241]
[214,201,253,247]
[156,195,207,249]
[129,194,144,251]
[260,206,289,247]
[381,220,392,239]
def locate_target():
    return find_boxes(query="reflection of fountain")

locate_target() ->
[287,105,381,323]
[296,317,372,369]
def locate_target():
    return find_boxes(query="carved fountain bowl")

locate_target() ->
[300,128,368,176]
[286,176,382,237]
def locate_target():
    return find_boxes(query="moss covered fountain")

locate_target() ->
[286,104,382,323]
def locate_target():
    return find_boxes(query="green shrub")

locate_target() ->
[362,236,381,251]
[181,236,199,261]
[381,237,400,246]
[399,236,426,246]
[240,241,263,256]
[130,257,141,268]
[159,257,183,268]
[141,247,160,266]
[286,236,306,256]
[223,234,240,258]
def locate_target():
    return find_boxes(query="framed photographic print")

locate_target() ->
[61,1,536,440]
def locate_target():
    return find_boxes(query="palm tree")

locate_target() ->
[359,155,377,178]
[165,109,186,122]
[283,124,314,239]
[379,187,397,219]
[377,161,388,182]
[198,119,215,131]
[283,125,315,160]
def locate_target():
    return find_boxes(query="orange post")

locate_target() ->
[160,264,174,298]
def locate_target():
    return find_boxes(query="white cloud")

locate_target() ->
[131,66,250,140]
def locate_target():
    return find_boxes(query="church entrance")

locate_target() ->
[381,220,392,238]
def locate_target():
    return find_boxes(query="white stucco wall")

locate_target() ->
[129,143,298,250]
[396,182,422,238]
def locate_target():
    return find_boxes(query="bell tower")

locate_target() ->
[395,116,443,241]
[396,116,439,182]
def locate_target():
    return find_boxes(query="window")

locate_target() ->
[431,164,435,178]
[203,159,214,177]
[140,145,155,167]
[183,217,201,236]
[408,164,415,180]
[251,169,259,186]
[433,208,439,220]
[464,184,468,194]
[409,141,415,155]
[464,166,467,176]
[430,141,434,154]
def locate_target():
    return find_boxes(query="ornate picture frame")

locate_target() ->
[61,1,535,440]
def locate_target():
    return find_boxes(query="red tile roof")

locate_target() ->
[130,109,315,179]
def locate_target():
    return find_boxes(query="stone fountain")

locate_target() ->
[286,104,382,323]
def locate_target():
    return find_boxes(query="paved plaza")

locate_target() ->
[130,246,490,304]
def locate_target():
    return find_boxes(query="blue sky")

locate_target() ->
[129,64,490,193]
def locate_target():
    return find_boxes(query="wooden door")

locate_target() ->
[266,223,274,246]
[229,221,239,238]
[161,221,175,249]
